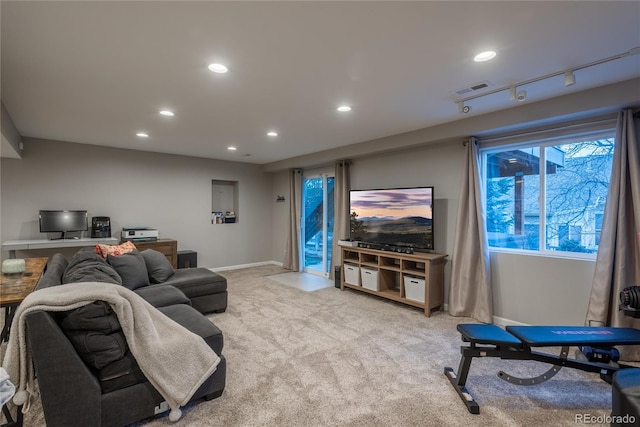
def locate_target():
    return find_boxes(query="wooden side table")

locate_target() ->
[0,257,47,342]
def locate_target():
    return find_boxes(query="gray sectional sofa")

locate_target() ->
[24,248,229,426]
[38,247,228,314]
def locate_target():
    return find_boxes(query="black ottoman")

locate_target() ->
[611,368,640,425]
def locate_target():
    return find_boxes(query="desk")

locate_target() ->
[0,257,48,342]
[2,237,119,258]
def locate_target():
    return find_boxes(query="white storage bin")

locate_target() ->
[344,264,360,286]
[404,275,425,303]
[361,267,379,291]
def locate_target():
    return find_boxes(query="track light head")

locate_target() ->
[509,86,517,101]
[564,71,576,86]
[516,90,527,102]
[458,102,471,114]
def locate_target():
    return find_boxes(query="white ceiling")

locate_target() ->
[2,1,639,165]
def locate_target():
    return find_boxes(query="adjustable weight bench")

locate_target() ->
[445,323,640,414]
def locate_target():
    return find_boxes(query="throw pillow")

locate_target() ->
[140,249,175,283]
[95,241,137,259]
[107,251,149,290]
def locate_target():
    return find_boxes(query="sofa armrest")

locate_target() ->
[26,310,102,427]
[35,253,68,290]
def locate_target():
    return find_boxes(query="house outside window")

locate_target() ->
[481,131,615,257]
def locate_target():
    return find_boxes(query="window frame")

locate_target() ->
[479,126,616,260]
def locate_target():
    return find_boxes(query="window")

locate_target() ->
[482,131,615,256]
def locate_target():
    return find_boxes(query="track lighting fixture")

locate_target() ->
[509,86,517,101]
[453,46,639,113]
[564,70,576,87]
[458,101,471,114]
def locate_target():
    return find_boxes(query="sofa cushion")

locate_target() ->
[58,301,128,370]
[107,251,149,290]
[162,268,227,299]
[36,253,69,290]
[59,301,121,333]
[158,304,224,356]
[134,285,191,308]
[140,249,175,283]
[63,250,122,285]
[95,241,137,259]
[98,351,147,393]
[64,329,129,370]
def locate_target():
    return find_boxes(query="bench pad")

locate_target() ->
[506,326,640,348]
[457,324,522,347]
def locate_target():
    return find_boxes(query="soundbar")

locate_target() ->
[357,242,414,254]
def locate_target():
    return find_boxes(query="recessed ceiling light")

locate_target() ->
[208,63,228,74]
[159,110,174,117]
[474,51,497,62]
[227,146,237,151]
[267,131,278,137]
[337,105,352,112]
[136,132,149,138]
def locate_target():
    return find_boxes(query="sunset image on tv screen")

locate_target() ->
[350,187,433,249]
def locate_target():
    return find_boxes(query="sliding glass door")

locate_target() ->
[302,172,334,277]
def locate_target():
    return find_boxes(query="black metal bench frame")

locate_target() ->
[444,324,640,414]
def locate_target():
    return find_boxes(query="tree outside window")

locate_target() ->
[483,136,614,255]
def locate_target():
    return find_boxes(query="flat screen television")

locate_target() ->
[349,187,434,251]
[39,210,88,240]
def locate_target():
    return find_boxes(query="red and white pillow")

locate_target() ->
[95,241,137,259]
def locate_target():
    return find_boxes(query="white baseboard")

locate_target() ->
[210,260,283,272]
[492,316,530,327]
[441,304,529,327]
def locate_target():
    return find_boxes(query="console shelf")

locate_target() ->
[340,246,447,317]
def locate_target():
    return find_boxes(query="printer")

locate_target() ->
[121,227,159,242]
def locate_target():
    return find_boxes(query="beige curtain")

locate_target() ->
[283,169,302,271]
[448,137,493,324]
[329,160,351,280]
[585,109,640,359]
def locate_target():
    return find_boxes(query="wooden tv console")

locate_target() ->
[340,246,447,317]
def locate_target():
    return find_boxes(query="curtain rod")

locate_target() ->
[476,115,617,145]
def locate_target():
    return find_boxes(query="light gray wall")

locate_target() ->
[348,142,460,257]
[490,252,595,325]
[1,139,273,268]
[1,101,23,158]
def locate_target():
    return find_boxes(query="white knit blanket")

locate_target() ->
[1,282,220,421]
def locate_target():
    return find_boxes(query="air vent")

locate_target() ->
[455,81,493,96]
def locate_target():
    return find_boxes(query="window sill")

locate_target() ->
[488,247,597,262]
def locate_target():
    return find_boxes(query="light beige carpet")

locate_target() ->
[268,271,334,292]
[5,265,614,426]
